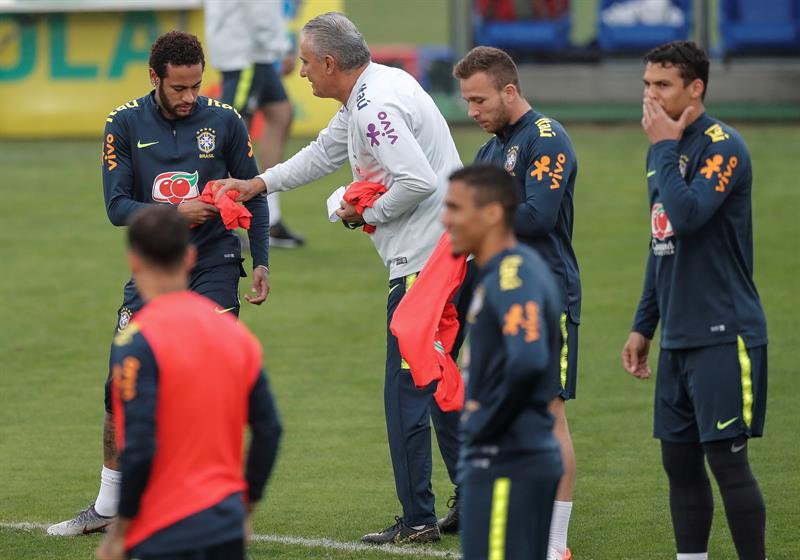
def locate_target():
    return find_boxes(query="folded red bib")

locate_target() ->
[197,181,252,230]
[343,181,387,234]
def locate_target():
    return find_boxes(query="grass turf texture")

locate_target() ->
[1,123,798,559]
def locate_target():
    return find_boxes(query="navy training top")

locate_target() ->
[462,244,563,471]
[102,92,268,271]
[475,109,581,323]
[632,113,767,349]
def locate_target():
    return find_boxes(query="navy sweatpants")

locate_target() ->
[384,263,475,525]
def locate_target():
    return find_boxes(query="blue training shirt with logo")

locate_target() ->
[101,92,268,271]
[462,244,562,465]
[632,112,767,349]
[474,109,581,324]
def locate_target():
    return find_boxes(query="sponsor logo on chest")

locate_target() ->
[651,202,675,256]
[152,171,200,204]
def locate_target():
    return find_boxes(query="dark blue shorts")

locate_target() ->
[461,452,562,560]
[220,63,288,121]
[654,340,768,444]
[104,263,244,412]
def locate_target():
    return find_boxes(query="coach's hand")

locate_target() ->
[177,199,219,225]
[336,200,365,225]
[211,177,267,203]
[246,265,270,305]
[642,97,695,144]
[622,331,652,379]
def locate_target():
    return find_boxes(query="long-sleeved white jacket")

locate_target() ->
[204,0,291,71]
[261,63,463,279]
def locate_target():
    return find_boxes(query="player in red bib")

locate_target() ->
[96,206,281,560]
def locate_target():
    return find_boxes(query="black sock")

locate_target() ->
[704,437,766,560]
[661,440,714,553]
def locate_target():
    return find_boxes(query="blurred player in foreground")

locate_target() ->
[442,164,563,560]
[212,12,468,544]
[205,0,306,248]
[622,41,768,560]
[454,46,579,560]
[95,206,281,560]
[48,31,269,536]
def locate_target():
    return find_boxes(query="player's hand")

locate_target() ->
[246,266,270,305]
[176,199,219,225]
[95,521,126,560]
[336,200,365,225]
[642,97,695,144]
[622,331,652,379]
[461,399,481,422]
[211,177,267,203]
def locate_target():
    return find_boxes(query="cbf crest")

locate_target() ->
[196,127,216,158]
[117,307,133,332]
[679,154,689,178]
[504,146,519,173]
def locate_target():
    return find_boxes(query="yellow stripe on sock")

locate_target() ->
[489,477,510,560]
[737,335,753,428]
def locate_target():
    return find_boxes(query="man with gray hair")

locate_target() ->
[212,12,467,545]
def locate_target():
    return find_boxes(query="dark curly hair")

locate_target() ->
[644,41,709,100]
[149,31,205,79]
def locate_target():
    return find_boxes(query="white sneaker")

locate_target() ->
[47,503,114,536]
[547,547,573,560]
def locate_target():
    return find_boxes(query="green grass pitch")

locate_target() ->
[0,123,798,559]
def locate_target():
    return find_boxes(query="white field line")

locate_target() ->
[0,521,462,559]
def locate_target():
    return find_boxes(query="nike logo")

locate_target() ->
[731,442,746,453]
[646,169,656,178]
[214,306,236,314]
[137,140,159,148]
[389,284,401,295]
[716,416,738,430]
[82,522,111,535]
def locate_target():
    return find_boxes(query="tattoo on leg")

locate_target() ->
[103,413,119,469]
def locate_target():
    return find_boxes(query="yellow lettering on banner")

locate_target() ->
[0,2,343,138]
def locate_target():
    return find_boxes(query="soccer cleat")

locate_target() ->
[360,516,440,545]
[269,221,306,249]
[437,495,459,534]
[46,503,114,536]
[547,547,573,560]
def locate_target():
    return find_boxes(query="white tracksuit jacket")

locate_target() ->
[260,63,463,279]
